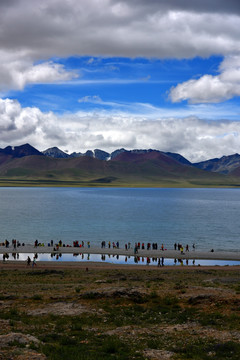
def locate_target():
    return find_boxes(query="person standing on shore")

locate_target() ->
[134,244,138,254]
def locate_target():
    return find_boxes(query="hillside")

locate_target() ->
[193,154,240,174]
[0,147,237,187]
[0,143,42,158]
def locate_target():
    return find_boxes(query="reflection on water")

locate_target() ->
[1,252,240,267]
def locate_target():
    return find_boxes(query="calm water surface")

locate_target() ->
[0,187,240,251]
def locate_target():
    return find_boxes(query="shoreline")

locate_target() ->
[1,244,240,261]
[0,260,240,271]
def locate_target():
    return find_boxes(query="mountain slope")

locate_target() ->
[43,147,70,158]
[165,151,192,166]
[0,143,42,158]
[43,146,191,165]
[193,154,240,174]
[0,143,239,187]
[0,150,232,187]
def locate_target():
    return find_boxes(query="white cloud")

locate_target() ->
[0,0,240,95]
[1,98,240,162]
[78,95,130,108]
[78,95,102,104]
[1,1,240,163]
[170,55,240,103]
[1,1,240,62]
[0,98,42,142]
[0,54,78,91]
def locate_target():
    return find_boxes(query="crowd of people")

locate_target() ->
[1,238,197,253]
[1,238,200,267]
[2,239,25,248]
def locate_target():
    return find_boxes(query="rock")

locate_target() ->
[143,349,174,359]
[27,302,90,316]
[0,332,40,346]
[188,294,214,305]
[14,349,47,360]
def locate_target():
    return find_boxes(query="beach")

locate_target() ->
[1,243,240,262]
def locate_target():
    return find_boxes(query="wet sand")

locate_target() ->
[0,260,240,272]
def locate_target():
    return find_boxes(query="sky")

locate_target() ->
[1,1,240,161]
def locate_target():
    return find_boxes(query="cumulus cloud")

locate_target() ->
[0,1,240,62]
[0,1,239,94]
[1,97,240,162]
[0,98,42,142]
[170,55,240,103]
[1,1,240,156]
[0,53,78,91]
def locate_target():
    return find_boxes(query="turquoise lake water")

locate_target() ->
[0,187,240,252]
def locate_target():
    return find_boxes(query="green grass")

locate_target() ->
[173,339,240,360]
[0,267,239,359]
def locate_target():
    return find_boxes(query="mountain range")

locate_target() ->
[0,143,240,187]
[40,145,240,174]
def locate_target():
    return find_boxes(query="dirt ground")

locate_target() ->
[0,262,239,359]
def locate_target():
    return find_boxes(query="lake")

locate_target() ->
[0,187,240,252]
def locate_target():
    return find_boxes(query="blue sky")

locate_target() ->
[1,1,240,161]
[7,56,224,113]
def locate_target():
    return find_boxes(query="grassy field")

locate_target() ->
[0,264,239,359]
[0,177,239,188]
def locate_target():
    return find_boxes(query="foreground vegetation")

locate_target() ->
[0,265,239,359]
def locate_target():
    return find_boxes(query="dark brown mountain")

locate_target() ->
[0,143,42,158]
[0,147,230,187]
[0,143,239,186]
[43,147,70,158]
[44,147,191,165]
[111,148,192,166]
[193,153,240,174]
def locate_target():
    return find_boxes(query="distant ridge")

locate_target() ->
[43,147,111,160]
[1,144,240,174]
[0,143,240,187]
[0,143,42,158]
[193,153,240,174]
[43,147,70,158]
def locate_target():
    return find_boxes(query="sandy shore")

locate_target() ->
[1,244,240,261]
[1,260,240,272]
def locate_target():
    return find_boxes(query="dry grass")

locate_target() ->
[0,264,239,359]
